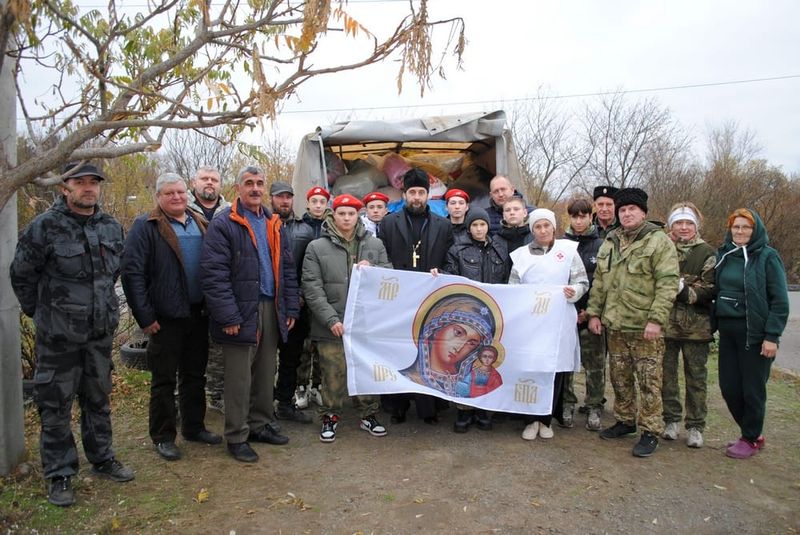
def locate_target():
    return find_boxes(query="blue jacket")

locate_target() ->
[201,198,300,345]
[121,207,207,327]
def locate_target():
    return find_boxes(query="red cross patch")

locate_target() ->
[555,251,566,262]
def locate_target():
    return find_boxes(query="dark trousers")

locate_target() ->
[275,308,310,404]
[718,319,774,441]
[147,307,209,443]
[526,372,567,427]
[34,332,115,480]
[383,393,439,419]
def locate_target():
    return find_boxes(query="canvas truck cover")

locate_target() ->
[291,110,521,204]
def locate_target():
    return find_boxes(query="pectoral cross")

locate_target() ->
[412,240,421,268]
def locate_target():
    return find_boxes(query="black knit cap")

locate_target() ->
[613,187,648,214]
[593,185,618,200]
[466,207,490,228]
[402,167,430,191]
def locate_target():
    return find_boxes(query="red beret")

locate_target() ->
[332,194,364,211]
[306,186,330,201]
[444,188,470,203]
[362,192,389,205]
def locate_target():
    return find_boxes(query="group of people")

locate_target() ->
[10,161,789,508]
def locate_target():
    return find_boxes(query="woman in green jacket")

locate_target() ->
[714,208,789,459]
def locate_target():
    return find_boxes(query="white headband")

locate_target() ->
[668,207,699,229]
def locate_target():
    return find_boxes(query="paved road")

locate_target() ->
[774,292,800,375]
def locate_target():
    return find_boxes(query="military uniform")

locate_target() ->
[11,195,124,479]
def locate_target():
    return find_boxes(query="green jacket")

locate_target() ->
[302,215,392,342]
[586,221,679,332]
[666,237,716,342]
[714,209,789,345]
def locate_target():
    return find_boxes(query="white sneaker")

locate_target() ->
[522,421,540,440]
[538,424,554,439]
[686,427,704,448]
[663,422,679,441]
[294,386,309,410]
[309,386,323,406]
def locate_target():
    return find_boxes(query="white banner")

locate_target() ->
[342,266,579,415]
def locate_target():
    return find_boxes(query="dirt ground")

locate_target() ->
[2,361,799,534]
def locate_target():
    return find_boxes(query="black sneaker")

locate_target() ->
[360,415,387,437]
[91,458,135,482]
[599,421,637,440]
[320,414,338,443]
[48,476,75,507]
[275,402,313,424]
[632,432,659,457]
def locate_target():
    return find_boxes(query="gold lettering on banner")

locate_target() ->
[378,277,400,301]
[531,292,551,315]
[515,381,538,404]
[373,364,397,382]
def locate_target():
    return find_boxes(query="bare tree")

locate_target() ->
[510,93,591,206]
[579,93,679,190]
[159,126,239,181]
[1,0,466,210]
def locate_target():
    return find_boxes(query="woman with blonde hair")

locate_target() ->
[661,202,716,448]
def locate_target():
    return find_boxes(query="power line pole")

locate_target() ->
[0,0,26,475]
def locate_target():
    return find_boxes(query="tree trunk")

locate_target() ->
[0,0,25,474]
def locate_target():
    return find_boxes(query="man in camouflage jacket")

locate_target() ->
[10,162,134,507]
[586,187,679,458]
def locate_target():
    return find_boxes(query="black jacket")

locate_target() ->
[442,236,510,284]
[495,223,533,255]
[282,212,316,284]
[378,207,453,271]
[564,225,603,317]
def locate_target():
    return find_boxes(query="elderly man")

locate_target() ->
[186,165,231,414]
[592,185,618,239]
[379,167,453,424]
[586,188,679,457]
[201,166,300,463]
[269,181,314,424]
[11,162,134,507]
[122,173,222,462]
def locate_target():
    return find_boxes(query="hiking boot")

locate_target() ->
[294,386,309,410]
[474,410,493,431]
[522,421,539,441]
[320,414,338,443]
[275,402,313,424]
[726,437,759,459]
[538,424,554,439]
[686,427,704,448]
[663,422,679,441]
[92,458,135,482]
[453,410,473,433]
[632,432,659,457]
[360,415,387,437]
[559,407,574,428]
[599,421,637,440]
[586,408,602,431]
[309,386,323,406]
[248,423,289,445]
[48,476,75,507]
[208,397,225,414]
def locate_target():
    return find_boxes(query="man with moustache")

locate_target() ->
[269,181,314,423]
[592,185,618,239]
[378,167,454,424]
[200,166,300,463]
[122,173,222,462]
[11,162,134,506]
[187,165,231,413]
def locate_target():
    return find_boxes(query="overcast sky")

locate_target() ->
[267,0,800,173]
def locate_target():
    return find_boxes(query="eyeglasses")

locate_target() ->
[731,225,753,231]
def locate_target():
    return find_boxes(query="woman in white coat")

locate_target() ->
[509,208,589,440]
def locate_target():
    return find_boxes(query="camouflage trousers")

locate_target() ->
[33,332,116,479]
[606,330,665,435]
[563,327,607,410]
[205,336,224,402]
[316,341,379,421]
[296,339,321,389]
[662,339,710,431]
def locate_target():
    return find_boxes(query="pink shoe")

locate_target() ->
[726,435,765,449]
[726,438,759,459]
